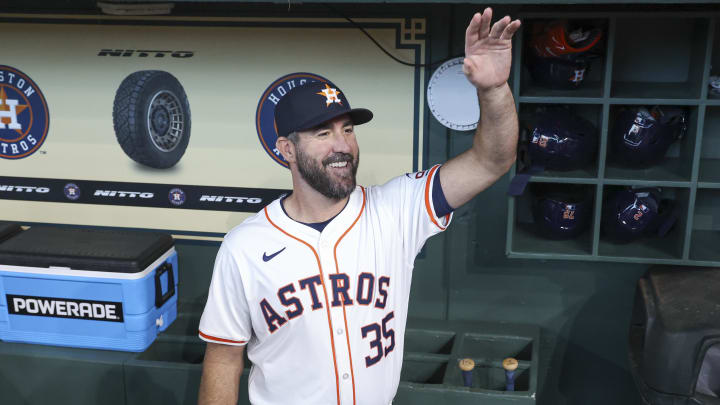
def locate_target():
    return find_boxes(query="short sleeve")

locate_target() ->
[198,241,252,346]
[376,164,453,260]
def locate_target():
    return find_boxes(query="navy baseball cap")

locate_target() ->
[274,81,373,138]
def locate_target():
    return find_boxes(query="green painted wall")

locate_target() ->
[4,2,716,404]
[170,4,662,404]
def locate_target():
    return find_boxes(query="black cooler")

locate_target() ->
[629,266,720,405]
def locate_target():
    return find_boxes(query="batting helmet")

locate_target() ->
[531,184,593,239]
[522,108,598,171]
[526,20,603,89]
[602,187,678,243]
[526,54,591,89]
[610,106,688,167]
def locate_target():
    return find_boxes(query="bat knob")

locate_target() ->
[502,357,518,371]
[459,358,475,372]
[458,358,475,387]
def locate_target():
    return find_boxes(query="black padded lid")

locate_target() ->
[638,266,720,397]
[0,222,22,243]
[648,266,720,332]
[0,227,174,273]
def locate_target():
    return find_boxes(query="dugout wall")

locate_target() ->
[1,1,719,405]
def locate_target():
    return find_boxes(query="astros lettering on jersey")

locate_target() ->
[199,164,452,405]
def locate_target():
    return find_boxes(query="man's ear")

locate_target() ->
[276,137,296,163]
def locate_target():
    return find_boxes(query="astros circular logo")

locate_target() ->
[255,72,331,168]
[168,187,186,206]
[0,66,50,159]
[63,183,81,201]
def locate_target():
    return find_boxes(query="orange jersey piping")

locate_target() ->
[198,330,247,345]
[424,165,447,231]
[264,206,341,405]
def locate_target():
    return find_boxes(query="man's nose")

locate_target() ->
[331,130,352,153]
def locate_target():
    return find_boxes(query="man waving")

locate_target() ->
[198,9,521,405]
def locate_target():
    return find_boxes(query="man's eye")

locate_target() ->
[317,131,330,137]
[344,128,354,133]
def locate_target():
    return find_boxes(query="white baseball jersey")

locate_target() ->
[199,164,452,405]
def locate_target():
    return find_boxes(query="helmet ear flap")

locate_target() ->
[517,126,533,172]
[648,198,679,237]
[673,111,689,140]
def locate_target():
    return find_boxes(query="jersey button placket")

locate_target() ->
[319,241,353,404]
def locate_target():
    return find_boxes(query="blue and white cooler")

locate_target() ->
[0,226,178,352]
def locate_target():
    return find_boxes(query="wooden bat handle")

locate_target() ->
[458,358,475,387]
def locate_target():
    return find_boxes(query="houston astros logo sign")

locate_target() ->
[0,66,49,159]
[255,72,331,168]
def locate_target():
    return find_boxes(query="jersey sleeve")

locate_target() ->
[378,164,453,260]
[198,240,252,346]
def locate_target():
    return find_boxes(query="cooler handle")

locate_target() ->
[155,262,175,308]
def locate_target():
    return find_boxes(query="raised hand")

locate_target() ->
[463,8,521,93]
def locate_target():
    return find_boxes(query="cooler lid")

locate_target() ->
[648,266,720,332]
[0,222,22,243]
[0,226,174,273]
[639,266,720,397]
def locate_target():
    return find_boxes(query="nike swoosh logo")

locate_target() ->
[263,247,286,262]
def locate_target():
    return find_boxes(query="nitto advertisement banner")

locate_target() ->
[0,14,427,238]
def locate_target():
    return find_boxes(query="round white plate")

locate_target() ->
[427,57,479,131]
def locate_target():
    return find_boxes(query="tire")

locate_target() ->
[113,70,191,169]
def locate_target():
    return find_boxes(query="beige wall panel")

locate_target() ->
[0,16,426,235]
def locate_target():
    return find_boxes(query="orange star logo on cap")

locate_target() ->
[316,83,342,107]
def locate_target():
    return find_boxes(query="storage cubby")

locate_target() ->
[517,103,603,179]
[398,323,538,401]
[404,329,455,354]
[611,18,709,99]
[400,359,448,384]
[508,13,719,266]
[689,188,720,262]
[598,186,689,260]
[519,19,608,98]
[460,334,533,362]
[462,364,530,391]
[604,105,699,182]
[511,183,596,256]
[699,107,720,184]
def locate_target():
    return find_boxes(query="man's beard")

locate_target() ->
[295,146,359,200]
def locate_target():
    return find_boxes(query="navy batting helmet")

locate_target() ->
[526,53,591,89]
[602,188,678,243]
[509,108,598,197]
[610,106,688,167]
[523,108,598,171]
[531,184,593,239]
